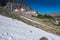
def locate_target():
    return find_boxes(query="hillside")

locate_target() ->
[0,0,60,40]
[0,5,60,36]
[0,15,60,40]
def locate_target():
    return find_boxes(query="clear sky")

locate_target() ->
[16,0,60,14]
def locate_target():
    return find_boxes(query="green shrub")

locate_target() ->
[37,14,53,19]
[0,7,3,13]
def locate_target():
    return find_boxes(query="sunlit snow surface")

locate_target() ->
[0,15,60,40]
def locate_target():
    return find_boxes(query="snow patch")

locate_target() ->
[0,15,60,40]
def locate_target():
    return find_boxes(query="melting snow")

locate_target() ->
[0,15,60,40]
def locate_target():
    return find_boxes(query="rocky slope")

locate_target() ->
[4,2,31,11]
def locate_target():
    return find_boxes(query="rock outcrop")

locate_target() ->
[4,2,30,12]
[0,0,15,6]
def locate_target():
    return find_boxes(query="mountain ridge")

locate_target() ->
[47,12,60,16]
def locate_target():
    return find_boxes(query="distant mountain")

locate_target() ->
[47,12,60,16]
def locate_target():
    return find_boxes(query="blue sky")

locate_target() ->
[16,0,60,14]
